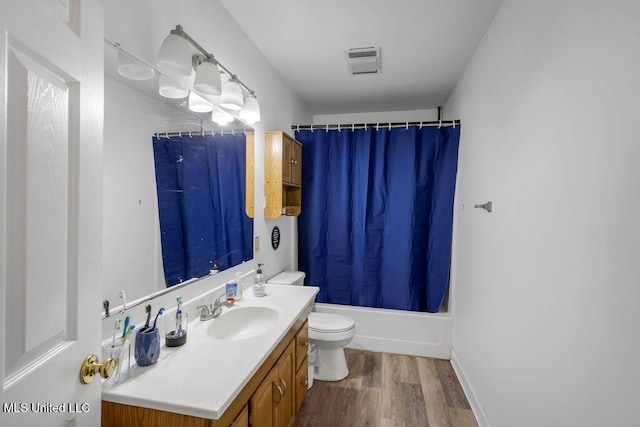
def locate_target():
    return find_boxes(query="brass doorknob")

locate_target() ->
[79,354,115,384]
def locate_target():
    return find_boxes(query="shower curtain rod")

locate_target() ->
[291,119,460,132]
[153,128,252,139]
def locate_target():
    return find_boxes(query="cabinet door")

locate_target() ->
[295,320,309,371]
[232,405,249,427]
[282,135,292,184]
[275,341,295,427]
[295,356,309,414]
[291,141,302,186]
[250,368,278,427]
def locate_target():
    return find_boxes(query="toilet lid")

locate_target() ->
[308,313,355,333]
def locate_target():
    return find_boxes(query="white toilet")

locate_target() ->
[267,271,356,382]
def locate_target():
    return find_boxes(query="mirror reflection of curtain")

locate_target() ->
[296,126,460,313]
[152,133,252,286]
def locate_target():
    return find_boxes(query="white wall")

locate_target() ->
[313,108,438,125]
[102,0,311,335]
[445,1,640,426]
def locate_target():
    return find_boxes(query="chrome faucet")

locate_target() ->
[197,294,234,321]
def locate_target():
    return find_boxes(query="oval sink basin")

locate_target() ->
[207,306,279,340]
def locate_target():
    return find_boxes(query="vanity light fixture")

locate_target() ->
[156,25,260,123]
[157,30,194,77]
[188,91,214,113]
[193,56,221,95]
[212,108,234,125]
[239,92,260,124]
[117,46,155,81]
[158,75,189,99]
[220,76,244,111]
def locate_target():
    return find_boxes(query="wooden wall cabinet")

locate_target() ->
[264,131,302,218]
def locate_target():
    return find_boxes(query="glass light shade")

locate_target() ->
[220,78,244,110]
[117,50,154,81]
[212,109,234,125]
[239,95,260,124]
[158,75,189,99]
[193,61,221,95]
[188,91,213,113]
[157,33,193,77]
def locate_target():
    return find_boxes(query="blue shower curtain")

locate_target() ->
[295,125,460,312]
[153,133,252,286]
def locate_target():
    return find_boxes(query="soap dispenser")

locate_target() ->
[253,263,266,297]
[235,271,243,301]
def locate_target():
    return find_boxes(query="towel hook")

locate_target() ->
[474,201,493,212]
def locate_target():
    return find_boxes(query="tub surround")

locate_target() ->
[101,284,318,422]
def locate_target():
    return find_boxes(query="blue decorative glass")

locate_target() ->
[134,328,160,366]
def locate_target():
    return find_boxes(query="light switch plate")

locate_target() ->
[254,236,260,251]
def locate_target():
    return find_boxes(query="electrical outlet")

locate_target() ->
[254,236,260,251]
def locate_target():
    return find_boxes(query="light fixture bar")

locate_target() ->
[170,25,256,97]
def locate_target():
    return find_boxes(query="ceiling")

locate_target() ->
[220,0,504,115]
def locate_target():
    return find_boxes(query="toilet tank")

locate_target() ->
[267,270,306,286]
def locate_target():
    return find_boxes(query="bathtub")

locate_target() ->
[312,303,452,359]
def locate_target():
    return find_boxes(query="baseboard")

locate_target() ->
[450,350,489,427]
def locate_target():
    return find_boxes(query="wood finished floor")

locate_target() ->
[294,349,478,427]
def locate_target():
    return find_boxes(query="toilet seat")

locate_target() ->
[308,312,355,333]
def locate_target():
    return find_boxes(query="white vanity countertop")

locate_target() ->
[101,284,319,420]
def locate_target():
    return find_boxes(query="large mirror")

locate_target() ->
[102,41,254,313]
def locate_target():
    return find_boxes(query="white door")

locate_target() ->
[0,0,103,426]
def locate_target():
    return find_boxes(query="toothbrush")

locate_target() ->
[111,318,122,358]
[118,290,127,313]
[143,304,152,331]
[121,324,136,345]
[121,316,130,340]
[152,307,165,331]
[115,324,134,384]
[176,297,183,337]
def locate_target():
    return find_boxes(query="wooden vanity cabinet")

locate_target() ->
[250,341,295,427]
[102,314,311,427]
[294,320,309,413]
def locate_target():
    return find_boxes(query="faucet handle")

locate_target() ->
[197,304,211,316]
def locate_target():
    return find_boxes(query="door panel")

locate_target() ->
[0,0,103,426]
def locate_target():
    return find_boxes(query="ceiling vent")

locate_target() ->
[345,46,381,75]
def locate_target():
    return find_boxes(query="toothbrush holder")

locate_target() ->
[134,327,160,367]
[101,341,130,385]
[165,312,188,347]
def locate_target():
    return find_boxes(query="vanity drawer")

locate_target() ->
[295,320,308,371]
[295,356,308,413]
